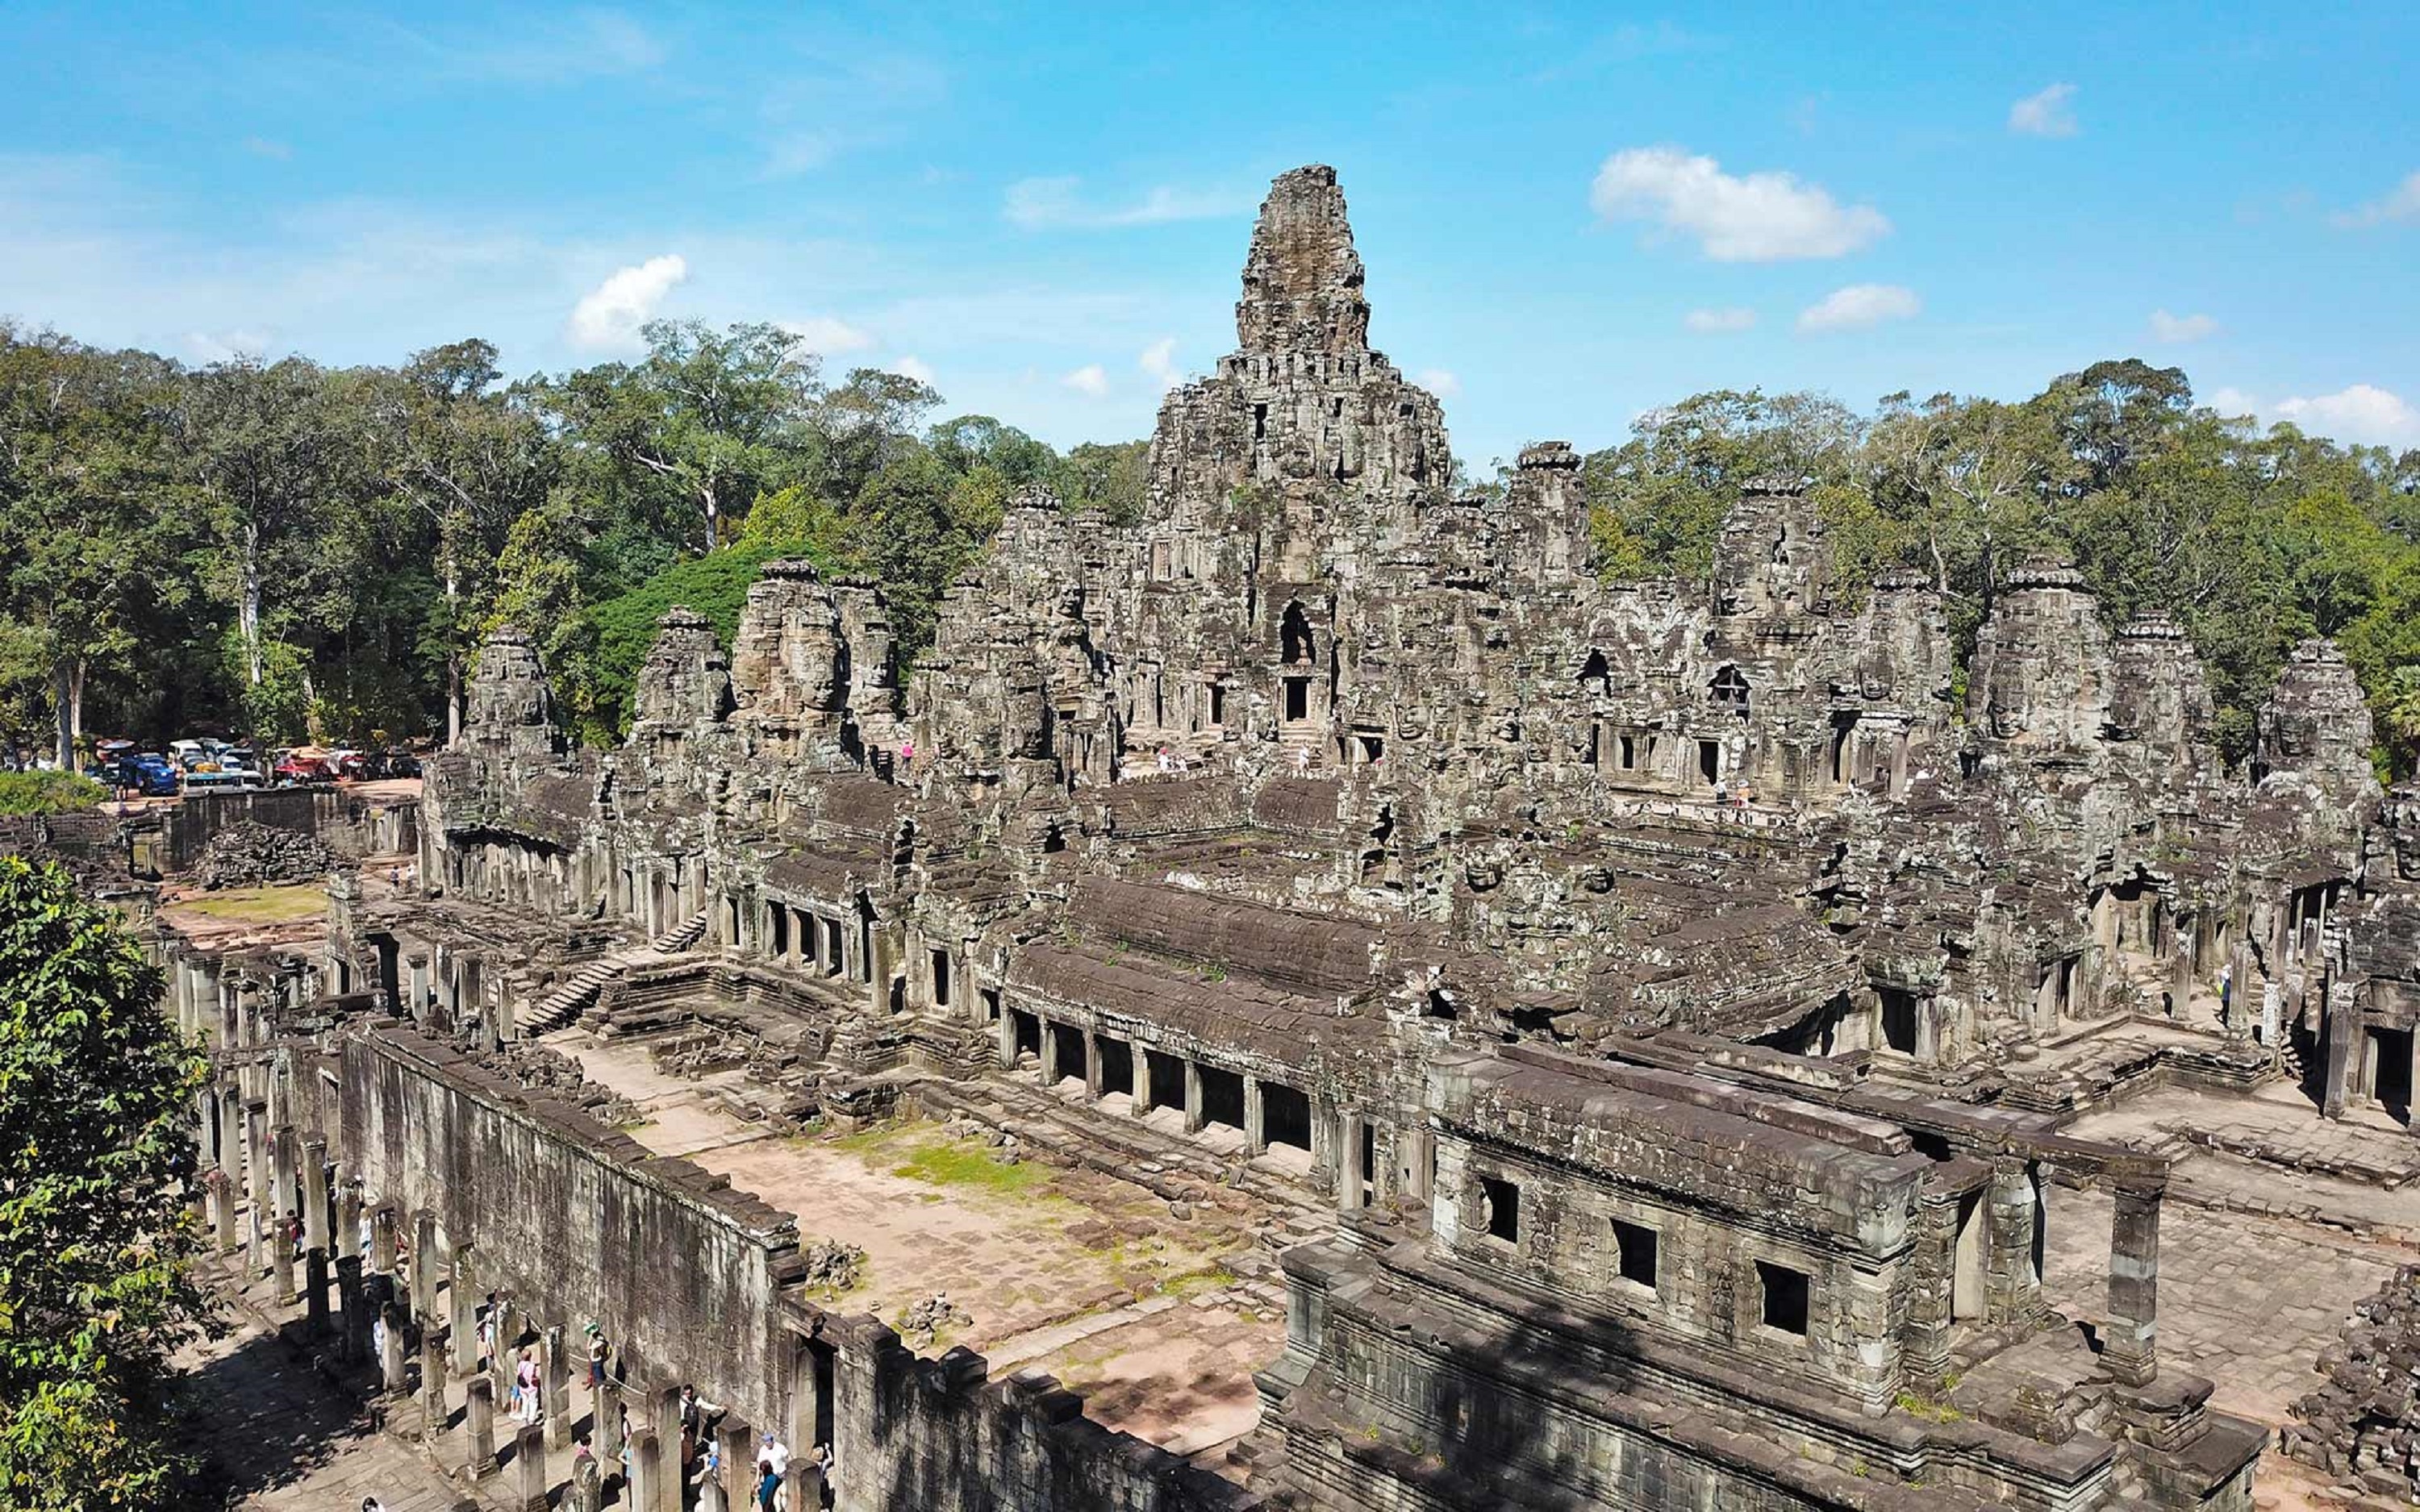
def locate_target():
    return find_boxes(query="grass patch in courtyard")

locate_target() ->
[173,884,327,923]
[891,1138,1052,1197]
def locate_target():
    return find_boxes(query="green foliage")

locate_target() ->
[0,857,211,1508]
[583,537,828,739]
[0,771,106,815]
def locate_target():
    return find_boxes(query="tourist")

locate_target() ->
[586,1322,611,1387]
[515,1347,541,1425]
[361,1499,385,1512]
[812,1442,837,1505]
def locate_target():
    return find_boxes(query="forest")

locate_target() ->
[2,324,2415,777]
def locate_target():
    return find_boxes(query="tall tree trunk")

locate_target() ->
[443,545,463,744]
[241,521,264,686]
[52,660,73,771]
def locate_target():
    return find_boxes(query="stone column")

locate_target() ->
[2322,978,2360,1120]
[994,1004,1015,1069]
[1132,1054,1155,1118]
[544,1323,573,1448]
[411,1210,440,1329]
[627,1428,663,1512]
[2105,1180,2163,1387]
[338,1182,363,1263]
[421,1353,450,1441]
[300,1136,330,1252]
[466,1375,500,1478]
[242,1106,267,1274]
[452,1245,481,1377]
[651,1384,685,1512]
[1038,1019,1060,1085]
[206,1170,236,1252]
[1084,1033,1106,1101]
[1183,1060,1206,1134]
[2225,939,2255,1040]
[215,1089,243,1185]
[378,1302,409,1395]
[303,1247,331,1336]
[1336,1111,1365,1213]
[1243,1076,1266,1154]
[1985,1160,2041,1322]
[513,1422,549,1511]
[269,1127,297,1300]
[1901,1193,1959,1392]
[336,1255,368,1363]
[570,1454,603,1512]
[716,1420,754,1512]
[597,1381,627,1467]
[370,1204,399,1275]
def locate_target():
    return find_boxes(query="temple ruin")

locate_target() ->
[149,165,2420,1510]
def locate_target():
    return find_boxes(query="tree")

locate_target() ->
[0,329,192,766]
[0,857,211,1508]
[540,321,827,555]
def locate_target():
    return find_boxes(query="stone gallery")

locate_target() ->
[153,168,2420,1510]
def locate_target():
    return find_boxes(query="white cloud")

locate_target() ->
[1416,367,1461,398]
[1796,283,1921,333]
[2273,384,2420,447]
[565,253,687,352]
[1060,363,1109,398]
[887,355,933,385]
[2330,170,2420,229]
[1684,306,1756,333]
[2008,83,2080,138]
[184,329,275,363]
[1589,146,1889,262]
[2148,309,2219,344]
[1005,177,1253,230]
[242,136,292,161]
[1139,336,1180,389]
[2205,386,2260,418]
[779,315,874,354]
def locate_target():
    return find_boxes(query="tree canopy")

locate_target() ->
[0,319,1150,762]
[0,857,210,1508]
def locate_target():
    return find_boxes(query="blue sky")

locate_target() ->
[4,2,2417,469]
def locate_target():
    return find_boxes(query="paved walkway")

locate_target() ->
[177,1263,473,1511]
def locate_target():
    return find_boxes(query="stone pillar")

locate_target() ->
[1132,1056,1155,1118]
[370,1204,399,1275]
[544,1322,572,1448]
[466,1375,500,1479]
[242,1106,267,1273]
[411,1210,440,1328]
[513,1422,549,1512]
[1085,1033,1106,1101]
[597,1381,627,1467]
[1985,1160,2040,1322]
[570,1454,603,1512]
[2322,978,2360,1120]
[215,1089,242,1185]
[269,1127,298,1300]
[995,1004,1015,1069]
[716,1420,755,1512]
[206,1172,236,1252]
[303,1247,331,1335]
[338,1182,363,1263]
[2105,1180,2162,1387]
[627,1428,663,1512]
[1243,1076,1266,1154]
[651,1384,685,1512]
[1337,1110,1365,1213]
[421,1353,450,1441]
[336,1255,368,1363]
[300,1136,330,1251]
[1038,1018,1060,1084]
[378,1302,409,1395]
[1183,1059,1206,1134]
[2226,939,2255,1039]
[1902,1193,1958,1392]
[452,1244,481,1376]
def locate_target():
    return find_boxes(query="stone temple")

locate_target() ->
[145,166,2420,1510]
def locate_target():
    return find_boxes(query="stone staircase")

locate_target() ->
[517,912,709,1036]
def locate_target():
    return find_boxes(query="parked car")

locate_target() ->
[125,754,182,797]
[182,767,255,794]
[274,752,333,786]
